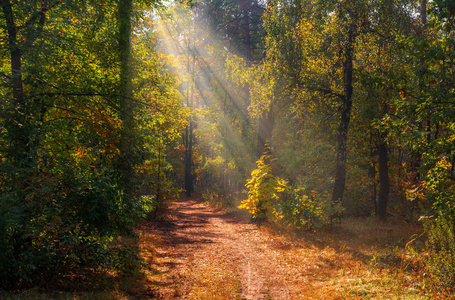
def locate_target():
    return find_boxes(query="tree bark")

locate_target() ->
[239,0,253,61]
[117,0,135,190]
[1,1,24,105]
[368,129,378,215]
[412,0,427,181]
[184,62,195,197]
[1,0,29,165]
[420,0,427,27]
[184,120,194,197]
[377,134,390,221]
[256,108,273,157]
[331,27,355,203]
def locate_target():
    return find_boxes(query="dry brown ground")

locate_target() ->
[137,198,429,300]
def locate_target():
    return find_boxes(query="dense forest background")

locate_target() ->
[1,0,454,295]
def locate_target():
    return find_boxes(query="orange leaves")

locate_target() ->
[75,146,87,159]
[399,90,407,100]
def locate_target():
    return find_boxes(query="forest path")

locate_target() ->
[144,198,367,300]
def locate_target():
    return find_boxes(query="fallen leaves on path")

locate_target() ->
[137,199,426,299]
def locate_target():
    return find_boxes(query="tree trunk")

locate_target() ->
[257,108,274,157]
[331,28,355,203]
[1,0,30,165]
[239,0,253,61]
[368,129,378,215]
[377,134,390,221]
[420,0,427,27]
[184,120,194,197]
[411,0,427,182]
[117,0,135,191]
[1,1,23,105]
[184,75,194,197]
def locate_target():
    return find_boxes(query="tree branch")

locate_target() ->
[315,87,345,101]
[18,0,61,31]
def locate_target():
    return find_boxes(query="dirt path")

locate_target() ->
[146,199,297,299]
[145,199,343,299]
[141,199,424,299]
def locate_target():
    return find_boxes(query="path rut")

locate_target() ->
[154,199,296,299]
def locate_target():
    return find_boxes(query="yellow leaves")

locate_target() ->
[239,155,285,220]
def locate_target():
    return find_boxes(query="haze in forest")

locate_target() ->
[0,0,454,298]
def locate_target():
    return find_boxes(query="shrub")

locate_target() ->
[277,188,344,230]
[0,162,149,289]
[238,155,285,223]
[424,216,455,293]
[238,155,344,229]
[424,157,455,220]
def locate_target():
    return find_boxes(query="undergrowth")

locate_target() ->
[423,216,455,295]
[238,155,344,229]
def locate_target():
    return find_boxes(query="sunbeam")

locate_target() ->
[155,2,258,192]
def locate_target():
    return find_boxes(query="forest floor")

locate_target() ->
[133,196,429,300]
[2,196,431,300]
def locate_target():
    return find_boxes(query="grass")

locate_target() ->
[252,213,431,299]
[299,216,429,299]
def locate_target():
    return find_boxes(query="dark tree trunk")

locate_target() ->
[1,1,23,105]
[256,108,273,157]
[239,0,253,61]
[421,0,427,27]
[1,0,30,165]
[184,120,194,197]
[412,0,427,181]
[184,125,190,196]
[331,28,355,203]
[118,0,133,121]
[184,77,194,197]
[368,129,378,215]
[2,1,55,169]
[117,0,135,191]
[377,134,390,221]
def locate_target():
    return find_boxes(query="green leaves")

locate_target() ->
[0,0,188,288]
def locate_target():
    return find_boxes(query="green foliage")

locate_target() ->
[239,155,344,229]
[0,160,149,287]
[0,0,186,289]
[277,188,344,230]
[424,216,455,293]
[424,158,455,218]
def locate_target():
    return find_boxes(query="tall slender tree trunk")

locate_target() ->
[239,0,253,61]
[368,128,378,215]
[257,108,273,157]
[1,1,23,105]
[331,28,355,203]
[184,53,195,197]
[185,120,194,197]
[117,0,135,191]
[1,0,30,166]
[420,0,427,27]
[412,0,428,182]
[377,133,390,221]
[376,38,391,221]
